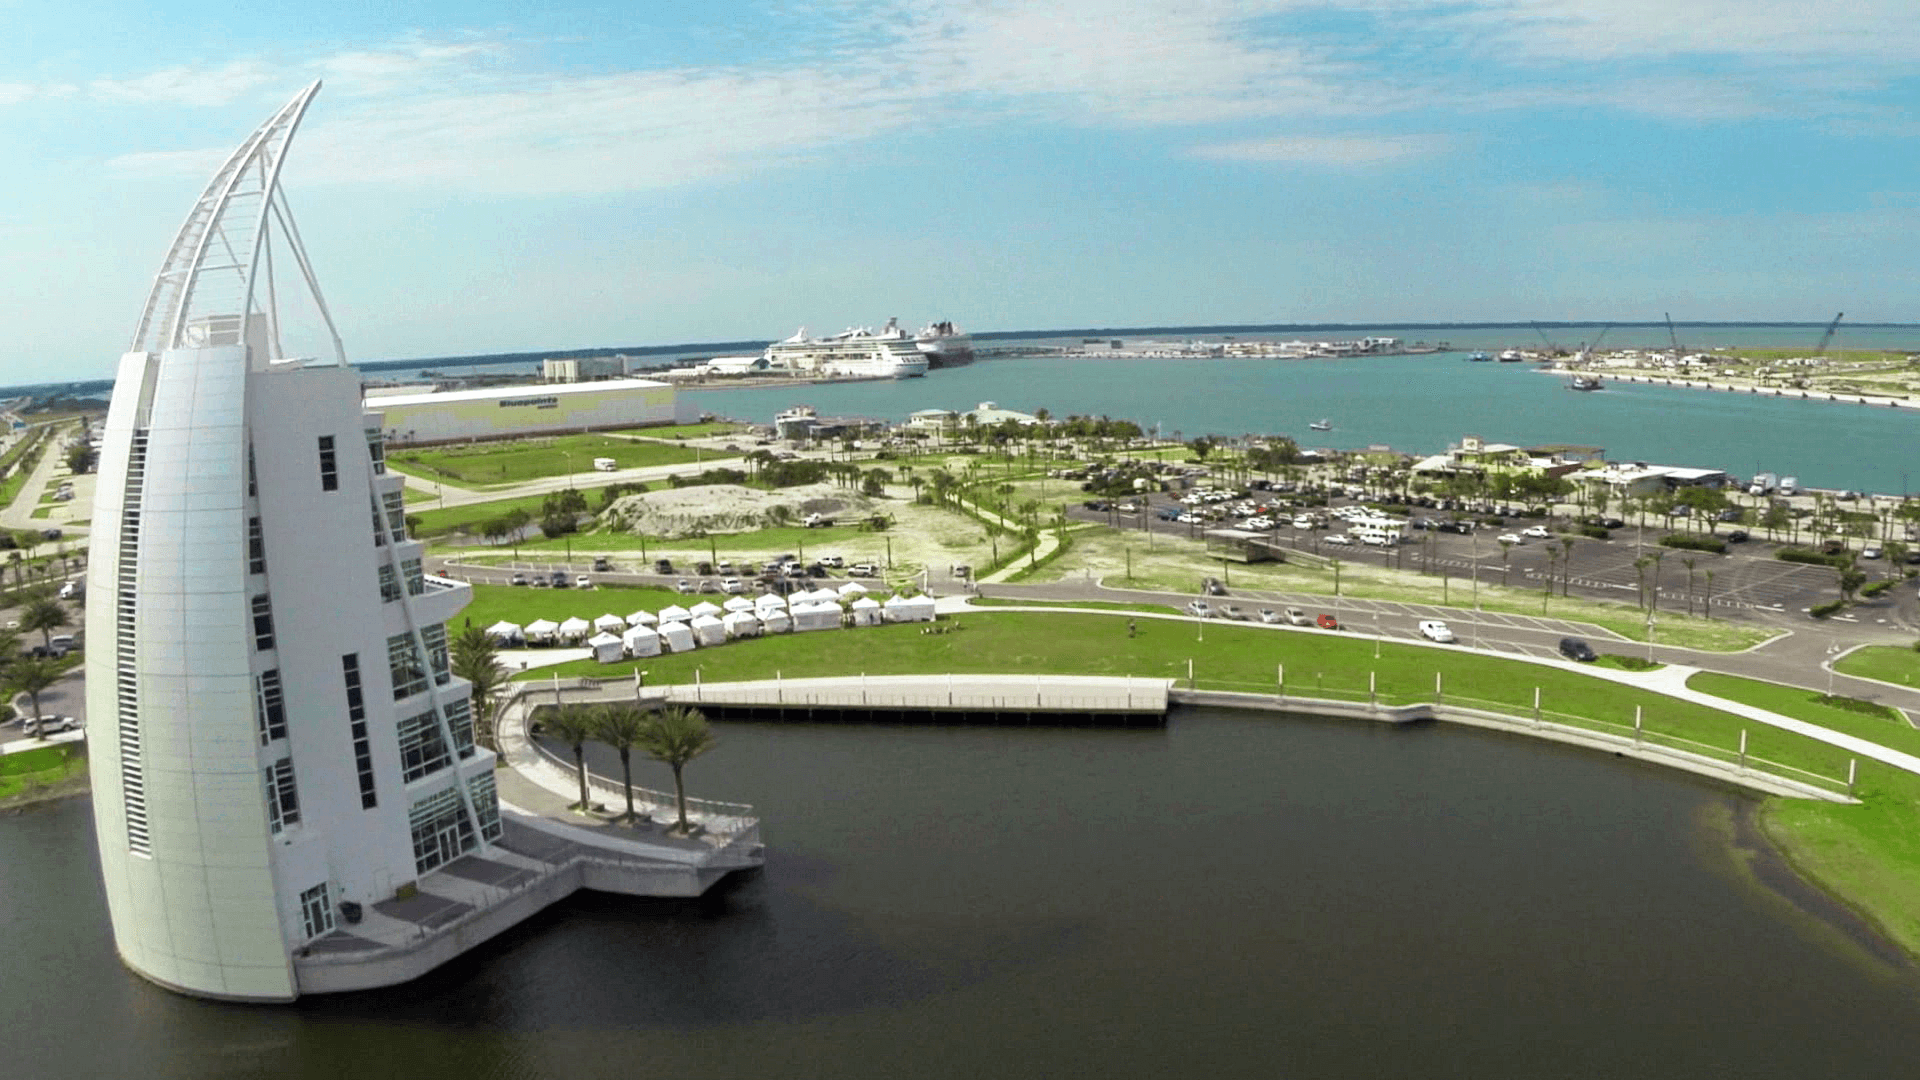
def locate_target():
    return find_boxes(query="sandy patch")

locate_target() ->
[606,483,875,537]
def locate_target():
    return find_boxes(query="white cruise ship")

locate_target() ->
[915,320,975,368]
[767,318,929,378]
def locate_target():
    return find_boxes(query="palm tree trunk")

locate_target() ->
[620,747,636,822]
[672,762,689,833]
[572,746,589,810]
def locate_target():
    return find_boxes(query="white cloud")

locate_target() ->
[89,60,279,107]
[0,81,34,106]
[88,2,1920,195]
[1191,133,1450,164]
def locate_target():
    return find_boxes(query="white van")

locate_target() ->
[593,457,618,472]
[1778,476,1799,496]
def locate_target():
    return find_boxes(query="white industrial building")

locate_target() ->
[88,83,757,1004]
[368,378,695,446]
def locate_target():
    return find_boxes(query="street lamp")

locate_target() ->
[1645,611,1656,663]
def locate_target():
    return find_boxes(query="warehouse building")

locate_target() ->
[367,377,696,446]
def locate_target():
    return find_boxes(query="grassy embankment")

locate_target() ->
[388,434,712,489]
[0,743,87,802]
[609,422,747,440]
[0,426,51,511]
[1834,646,1920,689]
[1681,670,1920,961]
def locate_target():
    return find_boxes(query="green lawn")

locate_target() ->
[1687,672,1917,753]
[968,597,1185,615]
[1835,645,1920,689]
[0,743,86,800]
[508,609,1854,781]
[611,422,747,441]
[411,486,617,539]
[388,434,711,488]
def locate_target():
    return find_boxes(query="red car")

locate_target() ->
[1316,613,1339,630]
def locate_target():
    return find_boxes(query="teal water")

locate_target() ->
[687,345,1920,494]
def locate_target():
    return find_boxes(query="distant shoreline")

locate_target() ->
[1540,365,1920,412]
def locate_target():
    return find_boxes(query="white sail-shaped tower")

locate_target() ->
[87,82,491,1001]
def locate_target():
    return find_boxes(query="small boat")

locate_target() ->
[1466,351,1492,362]
[1309,419,1332,431]
[1568,374,1602,392]
[1497,349,1525,362]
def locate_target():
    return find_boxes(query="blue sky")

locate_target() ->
[3,0,1918,382]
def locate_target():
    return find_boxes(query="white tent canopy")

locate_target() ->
[689,613,727,647]
[587,632,624,663]
[723,610,762,638]
[883,594,936,623]
[658,604,693,623]
[593,613,627,634]
[688,600,723,618]
[722,595,756,613]
[484,620,523,644]
[760,609,792,634]
[849,596,883,626]
[658,620,696,652]
[557,616,592,642]
[625,609,658,627]
[791,600,841,632]
[754,593,787,613]
[524,618,560,642]
[836,581,869,596]
[622,623,661,657]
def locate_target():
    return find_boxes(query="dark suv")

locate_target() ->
[1558,637,1598,662]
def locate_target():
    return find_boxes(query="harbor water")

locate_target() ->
[7,707,1920,1079]
[686,346,1920,495]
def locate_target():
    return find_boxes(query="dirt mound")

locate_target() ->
[605,483,873,538]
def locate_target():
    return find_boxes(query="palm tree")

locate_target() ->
[450,623,506,751]
[592,705,652,823]
[19,591,66,651]
[542,703,602,812]
[1498,538,1515,586]
[9,654,64,731]
[638,705,716,836]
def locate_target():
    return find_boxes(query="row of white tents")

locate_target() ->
[485,588,938,663]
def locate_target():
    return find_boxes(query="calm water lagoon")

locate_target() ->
[6,708,1920,1079]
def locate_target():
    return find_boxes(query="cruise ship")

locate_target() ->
[766,318,929,379]
[915,320,974,368]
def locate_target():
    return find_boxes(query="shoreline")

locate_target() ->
[1541,364,1920,412]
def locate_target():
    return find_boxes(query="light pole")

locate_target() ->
[1645,611,1656,663]
[1827,642,1841,696]
[561,450,574,489]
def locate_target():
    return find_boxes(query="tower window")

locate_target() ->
[318,435,338,491]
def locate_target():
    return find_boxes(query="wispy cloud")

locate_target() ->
[87,1,1920,193]
[89,60,279,107]
[1190,133,1450,165]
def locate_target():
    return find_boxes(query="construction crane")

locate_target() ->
[1576,324,1611,363]
[1531,322,1565,356]
[1664,312,1682,358]
[1814,311,1844,357]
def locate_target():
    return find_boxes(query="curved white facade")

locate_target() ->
[88,84,490,1001]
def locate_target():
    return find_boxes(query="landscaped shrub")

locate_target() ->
[1579,525,1611,540]
[1809,600,1846,618]
[1778,547,1848,569]
[1861,580,1895,598]
[1660,534,1727,554]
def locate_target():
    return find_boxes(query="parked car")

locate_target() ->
[1417,619,1456,643]
[1496,532,1523,544]
[1202,577,1227,596]
[22,715,78,736]
[1316,613,1340,630]
[1186,600,1213,618]
[721,577,745,593]
[575,576,592,588]
[1284,607,1311,626]
[1726,529,1750,543]
[849,563,878,577]
[1258,609,1282,624]
[549,571,571,588]
[1437,520,1474,534]
[695,561,714,576]
[1220,605,1246,620]
[1558,637,1598,662]
[1863,545,1883,559]
[654,559,674,574]
[1324,535,1353,546]
[699,579,721,593]
[716,561,736,575]
[820,555,845,568]
[1520,525,1552,539]
[509,573,528,586]
[58,580,80,600]
[592,556,612,572]
[676,578,694,593]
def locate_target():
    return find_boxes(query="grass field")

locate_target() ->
[411,486,617,539]
[388,434,711,488]
[967,597,1185,615]
[1688,672,1916,752]
[1834,645,1920,688]
[0,743,86,799]
[505,609,1853,777]
[611,422,747,440]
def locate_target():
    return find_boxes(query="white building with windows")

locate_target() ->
[88,83,758,1003]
